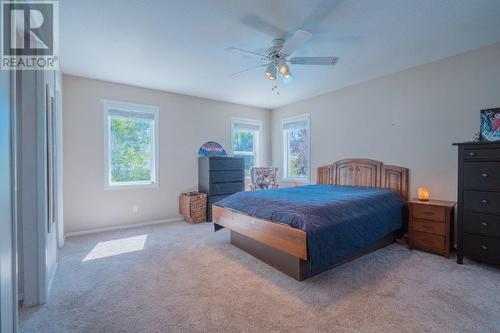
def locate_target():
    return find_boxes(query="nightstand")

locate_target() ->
[408,199,456,257]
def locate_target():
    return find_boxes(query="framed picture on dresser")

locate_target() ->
[480,108,500,142]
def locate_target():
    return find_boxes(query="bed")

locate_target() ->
[212,158,409,281]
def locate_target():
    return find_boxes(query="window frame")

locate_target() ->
[281,113,311,183]
[102,100,160,190]
[230,117,262,179]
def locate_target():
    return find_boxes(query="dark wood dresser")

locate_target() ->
[198,156,244,222]
[454,142,500,265]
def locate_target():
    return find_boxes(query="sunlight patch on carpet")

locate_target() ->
[82,235,148,261]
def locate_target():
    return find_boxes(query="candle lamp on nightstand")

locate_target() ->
[417,187,430,201]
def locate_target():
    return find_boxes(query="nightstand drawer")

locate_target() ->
[412,205,446,222]
[463,233,500,264]
[413,218,445,235]
[463,211,500,238]
[412,231,445,254]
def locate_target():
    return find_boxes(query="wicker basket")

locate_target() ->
[179,192,207,224]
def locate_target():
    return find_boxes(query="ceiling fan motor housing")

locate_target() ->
[266,39,286,60]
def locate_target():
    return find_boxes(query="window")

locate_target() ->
[103,100,159,188]
[282,114,310,182]
[231,118,262,178]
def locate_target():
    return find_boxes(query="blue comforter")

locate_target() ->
[215,185,407,274]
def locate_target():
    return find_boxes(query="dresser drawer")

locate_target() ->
[463,148,500,161]
[209,170,244,183]
[209,182,244,195]
[210,158,244,171]
[463,211,500,238]
[412,204,446,222]
[412,218,445,235]
[463,233,500,264]
[463,162,500,190]
[463,190,500,214]
[412,231,445,254]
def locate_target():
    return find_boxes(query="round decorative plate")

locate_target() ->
[198,141,227,156]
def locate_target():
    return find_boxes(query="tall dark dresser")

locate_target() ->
[198,156,245,222]
[454,142,500,265]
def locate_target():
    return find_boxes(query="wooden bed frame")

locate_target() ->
[212,158,409,281]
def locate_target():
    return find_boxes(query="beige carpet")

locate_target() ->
[20,221,500,333]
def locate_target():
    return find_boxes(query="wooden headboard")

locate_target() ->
[317,158,409,200]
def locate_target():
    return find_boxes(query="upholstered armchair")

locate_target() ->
[249,167,279,191]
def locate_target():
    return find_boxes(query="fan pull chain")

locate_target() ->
[271,76,280,95]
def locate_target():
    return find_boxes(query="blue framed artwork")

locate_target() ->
[480,108,500,142]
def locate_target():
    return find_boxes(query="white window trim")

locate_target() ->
[230,117,262,179]
[281,113,310,183]
[102,100,160,190]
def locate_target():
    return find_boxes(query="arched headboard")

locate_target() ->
[317,158,409,200]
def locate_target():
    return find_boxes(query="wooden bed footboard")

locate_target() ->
[212,205,308,260]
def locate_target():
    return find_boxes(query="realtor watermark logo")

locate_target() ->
[1,1,59,70]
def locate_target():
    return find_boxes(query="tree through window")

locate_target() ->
[104,101,159,188]
[282,114,310,181]
[231,118,262,177]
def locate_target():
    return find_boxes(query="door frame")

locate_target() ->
[1,64,18,333]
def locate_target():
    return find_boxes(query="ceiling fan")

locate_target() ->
[229,29,339,81]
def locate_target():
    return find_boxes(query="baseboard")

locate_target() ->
[65,217,184,238]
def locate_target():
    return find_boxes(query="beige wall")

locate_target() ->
[272,43,500,201]
[63,75,271,233]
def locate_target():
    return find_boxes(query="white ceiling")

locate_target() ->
[60,0,500,109]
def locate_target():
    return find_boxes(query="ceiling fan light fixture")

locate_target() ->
[265,63,276,80]
[282,67,292,80]
[278,63,290,75]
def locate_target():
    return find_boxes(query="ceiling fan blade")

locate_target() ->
[281,30,312,56]
[311,30,363,44]
[300,0,343,32]
[231,64,267,77]
[290,57,339,65]
[241,14,287,38]
[227,47,268,59]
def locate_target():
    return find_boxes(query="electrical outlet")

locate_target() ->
[132,205,139,213]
